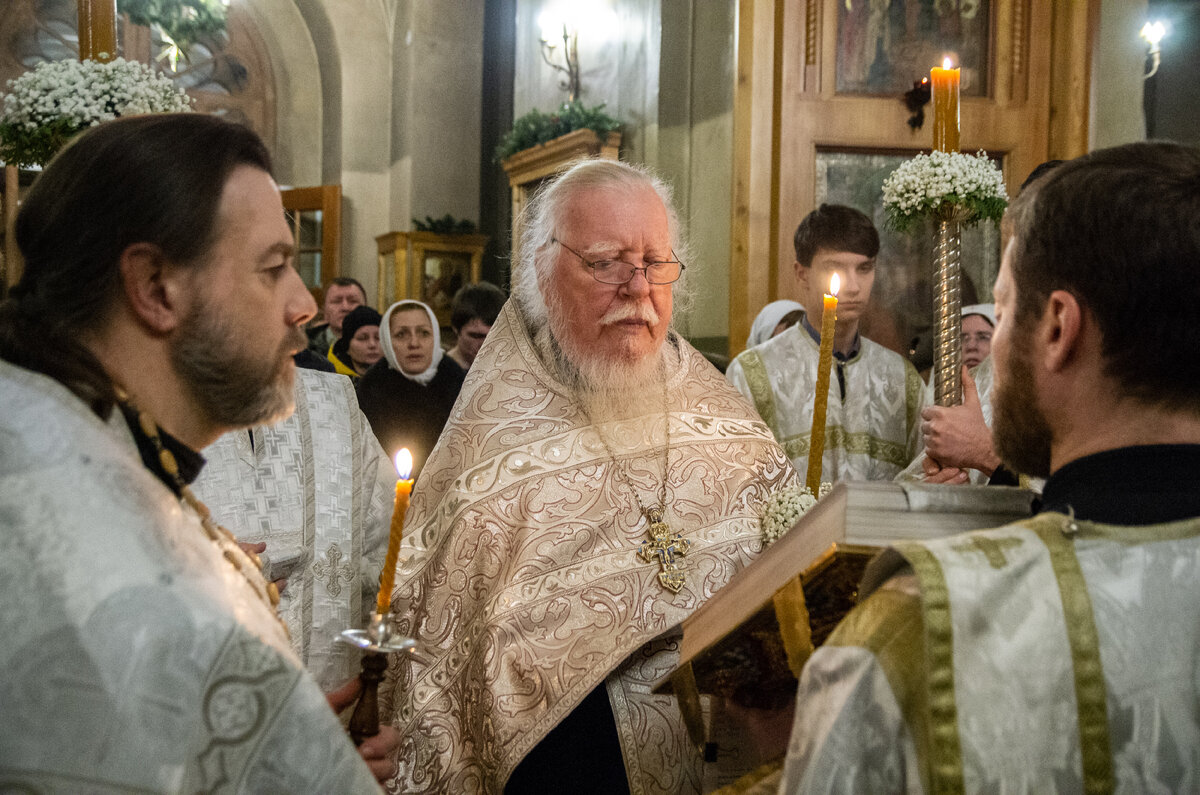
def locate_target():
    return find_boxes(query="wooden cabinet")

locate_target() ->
[375,231,489,328]
[500,128,621,256]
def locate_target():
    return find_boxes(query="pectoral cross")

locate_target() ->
[638,507,691,594]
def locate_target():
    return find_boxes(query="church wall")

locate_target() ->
[1145,0,1200,146]
[311,1,393,289]
[513,0,660,166]
[683,2,735,351]
[271,1,484,295]
[1090,0,1148,150]
[511,0,735,352]
[254,0,1169,331]
[242,0,323,186]
[400,3,485,228]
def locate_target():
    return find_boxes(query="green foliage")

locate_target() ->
[120,0,228,51]
[494,101,621,162]
[413,215,477,235]
[0,117,78,169]
[885,194,1008,235]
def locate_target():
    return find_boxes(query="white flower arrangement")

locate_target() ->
[760,482,831,548]
[881,150,1008,233]
[0,58,193,168]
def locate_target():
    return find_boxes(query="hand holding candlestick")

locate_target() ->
[337,448,417,745]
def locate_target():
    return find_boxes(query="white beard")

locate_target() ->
[534,314,673,423]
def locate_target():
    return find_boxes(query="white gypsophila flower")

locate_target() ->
[1,58,192,167]
[760,484,821,548]
[881,150,1008,233]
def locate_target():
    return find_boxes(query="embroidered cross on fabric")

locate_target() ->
[638,507,692,594]
[312,543,356,597]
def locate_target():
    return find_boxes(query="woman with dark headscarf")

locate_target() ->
[327,305,382,378]
[357,300,465,477]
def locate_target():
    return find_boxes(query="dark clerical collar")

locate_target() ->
[1039,444,1200,525]
[118,402,205,496]
[801,315,861,360]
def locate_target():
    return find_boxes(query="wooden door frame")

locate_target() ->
[281,184,341,305]
[728,0,1098,358]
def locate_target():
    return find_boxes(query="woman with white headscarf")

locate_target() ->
[357,299,466,478]
[746,299,804,349]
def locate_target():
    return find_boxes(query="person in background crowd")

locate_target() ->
[745,299,804,350]
[961,303,994,369]
[307,276,367,355]
[357,299,465,477]
[328,304,382,378]
[194,367,394,692]
[446,281,507,371]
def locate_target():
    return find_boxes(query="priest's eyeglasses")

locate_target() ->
[553,238,685,285]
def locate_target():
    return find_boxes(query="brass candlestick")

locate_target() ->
[338,611,417,745]
[933,216,964,407]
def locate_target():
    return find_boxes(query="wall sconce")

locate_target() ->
[1141,20,1167,79]
[536,3,619,102]
[539,21,581,101]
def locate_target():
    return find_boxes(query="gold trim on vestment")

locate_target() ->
[1028,514,1115,794]
[781,427,909,469]
[739,349,778,434]
[904,361,924,441]
[895,541,963,794]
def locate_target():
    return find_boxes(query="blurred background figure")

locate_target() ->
[327,304,381,378]
[746,299,803,350]
[446,281,507,372]
[961,303,995,369]
[195,368,393,692]
[306,276,367,356]
[357,299,465,477]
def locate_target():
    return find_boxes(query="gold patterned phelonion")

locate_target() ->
[376,449,414,615]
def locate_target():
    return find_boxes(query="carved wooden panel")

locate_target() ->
[728,0,1093,357]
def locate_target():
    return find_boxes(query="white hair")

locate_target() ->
[511,158,692,334]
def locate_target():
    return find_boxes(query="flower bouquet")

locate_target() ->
[881,149,1008,234]
[760,482,831,547]
[0,58,193,168]
[883,150,1008,406]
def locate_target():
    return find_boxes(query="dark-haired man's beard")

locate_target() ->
[170,300,304,431]
[540,295,671,421]
[991,332,1053,479]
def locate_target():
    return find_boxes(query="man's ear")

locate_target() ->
[118,242,189,334]
[1040,289,1083,373]
[793,260,809,290]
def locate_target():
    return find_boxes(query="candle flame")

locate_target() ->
[942,56,953,70]
[829,273,840,296]
[394,449,413,481]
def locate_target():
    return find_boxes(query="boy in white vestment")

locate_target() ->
[727,204,926,483]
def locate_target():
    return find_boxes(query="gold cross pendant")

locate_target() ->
[638,507,691,594]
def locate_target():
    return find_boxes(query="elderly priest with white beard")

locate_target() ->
[379,159,798,794]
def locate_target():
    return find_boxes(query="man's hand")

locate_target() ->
[921,454,970,484]
[327,676,401,783]
[920,366,1000,475]
[236,540,288,595]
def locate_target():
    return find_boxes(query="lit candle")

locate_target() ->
[806,274,839,494]
[931,56,960,153]
[376,449,414,615]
